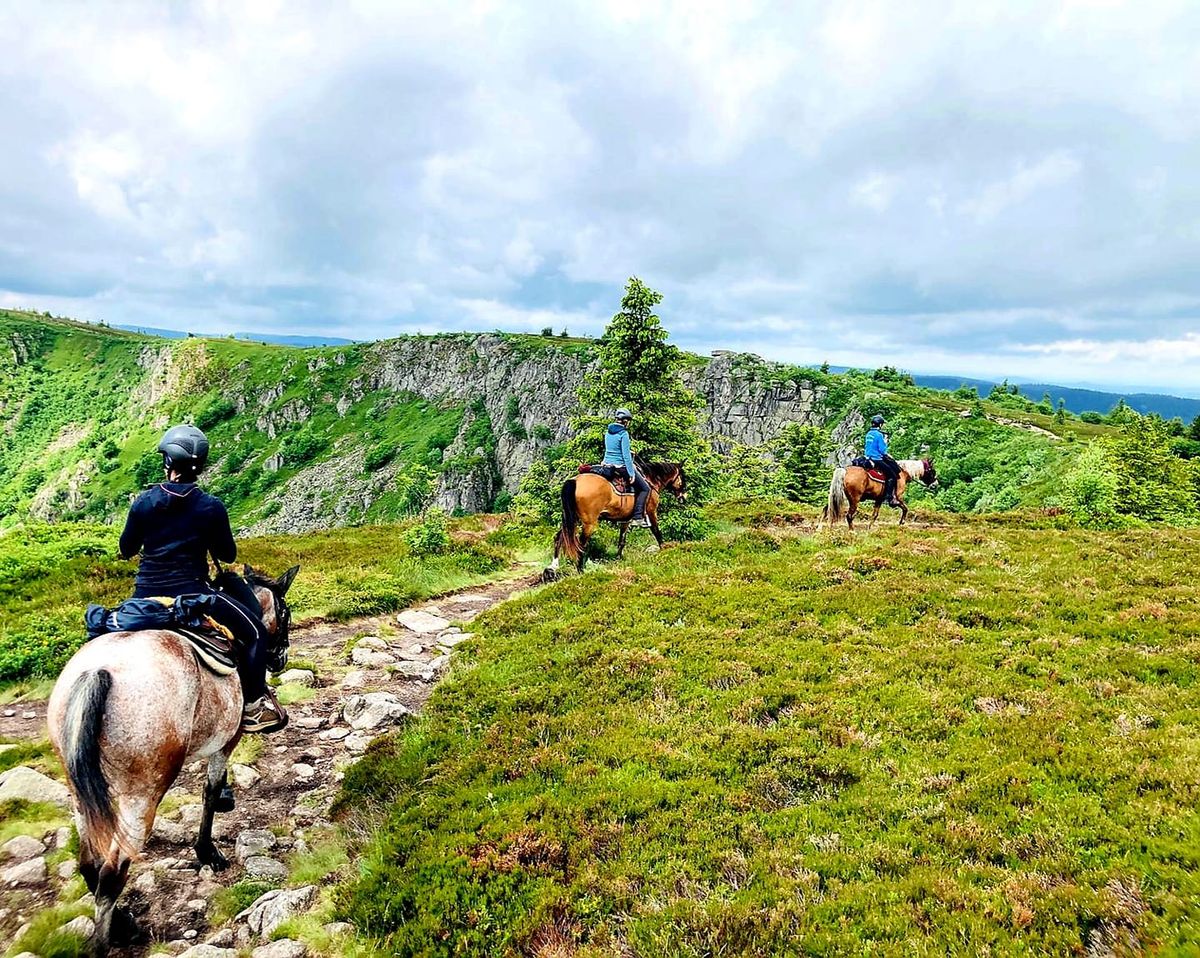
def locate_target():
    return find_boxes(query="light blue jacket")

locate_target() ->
[602,423,637,476]
[864,428,888,459]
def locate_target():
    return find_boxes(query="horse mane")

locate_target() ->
[634,457,682,484]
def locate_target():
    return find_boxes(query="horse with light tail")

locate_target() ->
[826,459,938,529]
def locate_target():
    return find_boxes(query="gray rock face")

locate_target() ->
[342,692,409,730]
[0,766,71,806]
[236,885,319,938]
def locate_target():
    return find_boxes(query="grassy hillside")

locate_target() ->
[337,517,1200,955]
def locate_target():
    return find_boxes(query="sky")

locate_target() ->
[1,1,1199,393]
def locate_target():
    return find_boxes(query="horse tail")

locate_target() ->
[62,669,117,857]
[827,468,849,524]
[555,479,581,562]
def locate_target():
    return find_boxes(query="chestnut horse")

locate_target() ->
[551,459,687,572]
[826,458,938,529]
[47,565,297,957]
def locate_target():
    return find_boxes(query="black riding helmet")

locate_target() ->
[158,424,209,475]
[871,414,885,427]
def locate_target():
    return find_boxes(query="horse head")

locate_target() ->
[243,564,300,670]
[920,459,938,488]
[666,463,687,503]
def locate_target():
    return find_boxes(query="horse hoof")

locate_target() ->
[196,845,230,872]
[110,906,145,946]
[541,568,559,583]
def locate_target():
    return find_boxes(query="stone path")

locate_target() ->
[0,572,538,956]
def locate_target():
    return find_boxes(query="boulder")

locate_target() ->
[292,763,316,780]
[153,818,190,844]
[397,609,451,634]
[236,885,319,937]
[2,856,47,886]
[342,692,409,731]
[341,670,368,688]
[231,763,262,789]
[350,647,395,668]
[252,940,308,958]
[244,856,289,882]
[2,835,45,860]
[0,766,70,807]
[235,829,277,864]
[60,914,95,939]
[277,669,316,687]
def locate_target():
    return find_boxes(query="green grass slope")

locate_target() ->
[338,520,1200,955]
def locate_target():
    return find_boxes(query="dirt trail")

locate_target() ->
[0,571,539,955]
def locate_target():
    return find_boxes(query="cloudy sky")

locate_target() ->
[2,1,1199,391]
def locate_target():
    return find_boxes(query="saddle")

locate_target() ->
[578,463,633,495]
[851,457,889,483]
[84,596,239,676]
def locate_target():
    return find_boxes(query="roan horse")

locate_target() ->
[826,459,937,529]
[47,565,298,956]
[551,458,687,573]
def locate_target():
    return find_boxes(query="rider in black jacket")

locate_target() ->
[119,424,287,736]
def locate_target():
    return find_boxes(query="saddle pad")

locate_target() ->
[174,628,239,676]
[865,469,887,483]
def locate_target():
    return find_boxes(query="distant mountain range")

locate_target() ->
[114,324,356,347]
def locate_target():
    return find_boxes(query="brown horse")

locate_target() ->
[551,459,687,572]
[47,565,297,956]
[826,458,937,529]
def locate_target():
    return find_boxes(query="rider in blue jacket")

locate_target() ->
[864,414,902,507]
[602,409,650,527]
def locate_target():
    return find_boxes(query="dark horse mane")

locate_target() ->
[633,455,684,485]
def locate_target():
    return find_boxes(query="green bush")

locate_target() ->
[1063,442,1123,529]
[281,430,326,466]
[132,452,161,487]
[405,508,450,556]
[364,442,397,472]
[195,396,237,430]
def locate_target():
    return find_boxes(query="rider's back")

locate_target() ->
[120,483,236,598]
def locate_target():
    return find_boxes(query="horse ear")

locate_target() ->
[276,565,300,596]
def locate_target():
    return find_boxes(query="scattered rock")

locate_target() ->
[61,914,96,939]
[184,928,199,939]
[342,692,409,731]
[236,885,319,938]
[205,928,236,947]
[292,763,316,780]
[293,715,325,730]
[355,636,388,650]
[2,835,45,860]
[350,647,395,668]
[176,945,238,958]
[277,669,316,686]
[235,830,278,864]
[343,732,377,754]
[0,766,71,807]
[53,826,70,849]
[440,632,473,647]
[324,921,354,937]
[153,818,190,844]
[179,804,205,828]
[13,952,39,958]
[134,870,157,893]
[341,670,368,688]
[231,763,262,789]
[244,855,289,882]
[319,727,349,741]
[57,859,78,879]
[391,661,429,679]
[186,898,208,913]
[429,654,450,672]
[252,940,308,958]
[398,609,451,633]
[3,856,47,886]
[1,709,13,717]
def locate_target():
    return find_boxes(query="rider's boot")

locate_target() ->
[631,487,651,527]
[242,692,288,734]
[884,478,901,508]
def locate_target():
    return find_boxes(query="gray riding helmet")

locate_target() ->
[871,414,885,426]
[614,408,633,421]
[158,423,210,472]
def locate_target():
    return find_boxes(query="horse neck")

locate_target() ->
[251,584,279,634]
[896,459,923,479]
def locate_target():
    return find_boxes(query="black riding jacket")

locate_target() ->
[119,483,236,598]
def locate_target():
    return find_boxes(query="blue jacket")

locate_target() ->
[864,428,889,460]
[602,423,637,476]
[119,482,236,598]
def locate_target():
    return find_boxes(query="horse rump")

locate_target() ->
[62,669,119,857]
[554,478,582,562]
[827,467,849,523]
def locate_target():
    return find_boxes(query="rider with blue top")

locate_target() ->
[602,409,651,527]
[864,414,902,507]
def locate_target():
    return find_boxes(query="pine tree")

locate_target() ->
[772,423,828,503]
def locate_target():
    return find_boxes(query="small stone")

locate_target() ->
[343,732,376,754]
[236,885,319,937]
[429,655,450,672]
[21,711,35,719]
[440,632,472,647]
[391,660,428,679]
[231,764,261,789]
[57,859,78,879]
[274,745,290,754]
[187,898,208,912]
[355,636,388,650]
[406,643,424,655]
[294,715,324,730]
[440,626,462,636]
[134,870,157,893]
[342,692,409,731]
[277,669,315,686]
[13,952,40,958]
[205,928,236,947]
[179,804,205,828]
[397,609,450,634]
[60,914,95,939]
[198,866,217,882]
[1,709,13,716]
[292,763,316,780]
[319,727,349,741]
[350,647,395,668]
[153,818,190,844]
[252,940,308,958]
[177,946,238,958]
[164,941,192,954]
[2,835,45,860]
[54,826,70,849]
[0,766,71,807]
[324,921,354,937]
[341,670,368,688]
[2,856,47,886]
[244,855,289,882]
[235,829,278,864]
[184,928,199,939]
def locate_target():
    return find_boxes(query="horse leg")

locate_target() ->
[648,508,665,549]
[899,500,908,525]
[617,522,629,558]
[195,751,231,871]
[868,499,882,529]
[93,794,154,956]
[847,493,857,530]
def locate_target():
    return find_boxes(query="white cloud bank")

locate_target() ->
[1,1,1199,390]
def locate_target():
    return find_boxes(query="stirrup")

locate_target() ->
[630,515,651,528]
